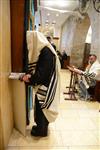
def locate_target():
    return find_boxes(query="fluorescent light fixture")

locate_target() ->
[39,6,74,13]
[41,0,76,8]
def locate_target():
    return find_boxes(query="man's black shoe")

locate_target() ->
[31,127,48,137]
[31,125,37,130]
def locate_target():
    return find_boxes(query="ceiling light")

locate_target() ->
[46,20,49,23]
[56,13,59,17]
[52,20,56,24]
[47,13,50,16]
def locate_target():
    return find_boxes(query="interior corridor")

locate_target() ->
[6,69,100,150]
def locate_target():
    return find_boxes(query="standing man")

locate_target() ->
[21,31,61,137]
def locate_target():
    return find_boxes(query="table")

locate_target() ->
[63,70,78,100]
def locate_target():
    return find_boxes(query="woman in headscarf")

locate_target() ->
[22,31,61,137]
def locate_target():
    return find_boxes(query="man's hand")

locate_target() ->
[20,74,31,82]
[67,65,83,75]
[67,66,75,71]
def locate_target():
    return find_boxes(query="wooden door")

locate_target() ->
[10,0,25,72]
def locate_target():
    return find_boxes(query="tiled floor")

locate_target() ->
[6,69,100,150]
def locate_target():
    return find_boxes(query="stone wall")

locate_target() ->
[60,14,90,68]
[60,16,77,55]
[70,1,100,66]
[70,15,90,67]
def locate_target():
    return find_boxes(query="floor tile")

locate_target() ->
[61,130,99,146]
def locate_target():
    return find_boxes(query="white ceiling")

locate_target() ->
[39,0,79,27]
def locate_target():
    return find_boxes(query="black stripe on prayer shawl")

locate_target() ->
[28,66,36,70]
[83,72,96,87]
[28,62,37,66]
[41,70,57,109]
[46,72,57,109]
[41,71,56,108]
[28,67,35,72]
[84,72,96,79]
[47,81,57,109]
[39,100,45,102]
[28,65,36,69]
[38,88,47,93]
[28,62,37,73]
[37,88,47,96]
[28,64,36,69]
[27,69,35,74]
[28,68,35,72]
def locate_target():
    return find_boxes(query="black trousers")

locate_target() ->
[34,95,49,130]
[87,86,95,97]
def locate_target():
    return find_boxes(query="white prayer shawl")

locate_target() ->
[26,31,61,122]
[87,60,100,76]
[82,60,100,88]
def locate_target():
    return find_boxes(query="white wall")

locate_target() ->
[54,26,61,38]
[85,26,92,44]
